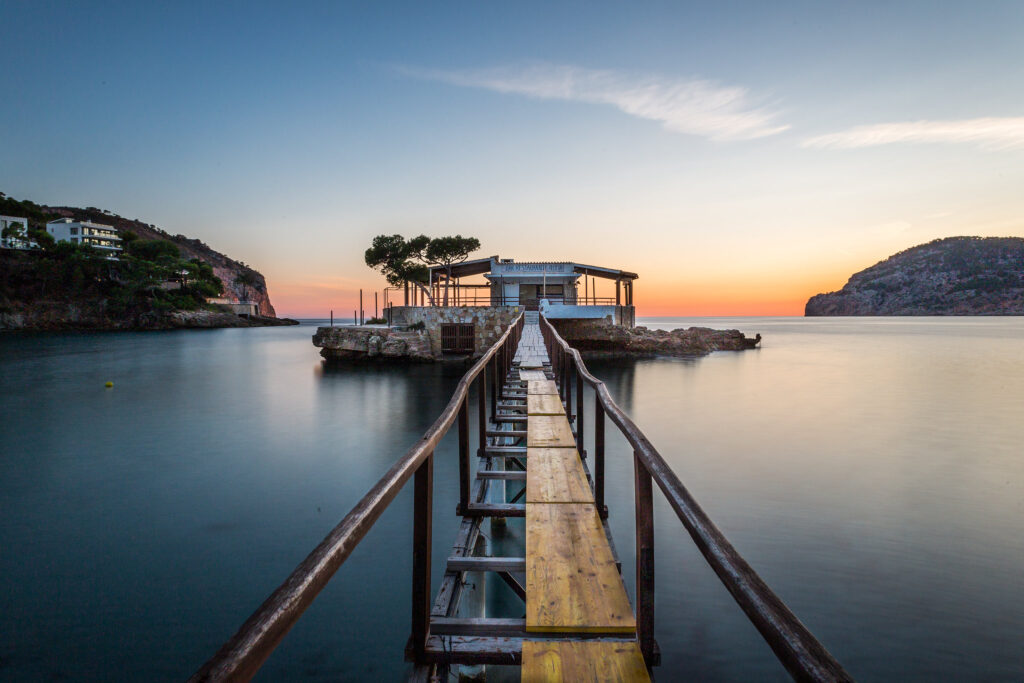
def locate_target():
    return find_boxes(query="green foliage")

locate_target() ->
[365,233,481,305]
[365,316,387,324]
[127,238,180,262]
[407,320,426,331]
[28,227,54,249]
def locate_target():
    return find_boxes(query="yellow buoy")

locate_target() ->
[105,381,114,388]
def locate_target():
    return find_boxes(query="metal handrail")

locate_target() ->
[189,314,525,682]
[538,314,853,683]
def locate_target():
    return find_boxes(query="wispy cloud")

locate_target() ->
[803,117,1024,150]
[399,63,788,141]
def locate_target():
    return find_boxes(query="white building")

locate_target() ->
[0,215,32,249]
[47,218,123,256]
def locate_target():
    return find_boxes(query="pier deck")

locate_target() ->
[190,312,851,683]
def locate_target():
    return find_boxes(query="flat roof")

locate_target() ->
[430,256,638,282]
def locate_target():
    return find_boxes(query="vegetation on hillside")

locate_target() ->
[1,227,224,319]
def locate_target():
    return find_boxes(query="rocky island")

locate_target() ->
[806,236,1024,316]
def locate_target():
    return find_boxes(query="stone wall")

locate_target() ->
[390,306,522,357]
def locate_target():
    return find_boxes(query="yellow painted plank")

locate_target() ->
[528,380,559,395]
[527,394,564,416]
[526,503,636,633]
[527,449,593,504]
[528,416,576,448]
[519,370,548,381]
[521,640,650,682]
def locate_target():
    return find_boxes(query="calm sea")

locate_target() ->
[1,318,1022,681]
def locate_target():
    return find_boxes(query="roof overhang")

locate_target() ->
[573,264,639,280]
[429,255,497,282]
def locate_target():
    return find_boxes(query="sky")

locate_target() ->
[3,1,1024,317]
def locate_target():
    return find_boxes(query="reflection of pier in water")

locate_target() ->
[191,313,852,682]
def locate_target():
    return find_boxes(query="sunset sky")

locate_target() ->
[4,1,1024,317]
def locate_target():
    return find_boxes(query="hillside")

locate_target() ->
[805,237,1024,316]
[0,192,277,317]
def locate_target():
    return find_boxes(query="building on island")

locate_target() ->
[0,215,33,249]
[389,256,637,356]
[46,218,123,256]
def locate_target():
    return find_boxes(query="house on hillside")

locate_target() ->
[1,215,34,249]
[47,218,123,257]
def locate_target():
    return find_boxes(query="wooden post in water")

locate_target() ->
[330,310,333,327]
[457,396,470,514]
[576,363,585,455]
[635,451,655,665]
[595,396,606,515]
[411,452,433,661]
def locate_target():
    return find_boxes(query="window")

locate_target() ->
[440,323,475,353]
[71,238,78,243]
[70,227,78,235]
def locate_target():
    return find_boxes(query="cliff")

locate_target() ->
[806,237,1024,316]
[1,192,277,317]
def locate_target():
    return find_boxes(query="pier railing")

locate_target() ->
[189,314,525,682]
[538,314,852,682]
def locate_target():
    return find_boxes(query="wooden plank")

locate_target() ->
[521,640,650,682]
[528,394,565,416]
[526,503,636,634]
[431,617,525,637]
[528,416,576,448]
[447,556,526,572]
[519,370,548,381]
[527,449,593,504]
[528,380,559,395]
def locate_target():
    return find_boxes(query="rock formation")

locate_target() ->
[806,236,1024,316]
[312,326,435,362]
[551,319,760,357]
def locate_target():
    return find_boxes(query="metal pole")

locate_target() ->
[375,292,378,319]
[360,289,364,325]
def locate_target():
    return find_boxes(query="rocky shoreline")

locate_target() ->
[0,304,298,331]
[313,322,760,362]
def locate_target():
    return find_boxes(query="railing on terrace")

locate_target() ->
[538,314,852,682]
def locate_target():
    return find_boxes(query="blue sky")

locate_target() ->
[3,1,1024,315]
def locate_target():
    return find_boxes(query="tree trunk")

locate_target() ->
[443,266,452,306]
[412,281,435,306]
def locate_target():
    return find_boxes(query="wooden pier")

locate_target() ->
[190,313,853,682]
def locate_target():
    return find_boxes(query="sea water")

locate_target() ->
[1,318,1022,681]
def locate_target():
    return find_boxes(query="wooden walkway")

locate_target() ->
[515,318,649,681]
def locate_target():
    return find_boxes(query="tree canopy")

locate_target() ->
[365,233,481,305]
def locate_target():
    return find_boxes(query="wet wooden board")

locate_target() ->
[521,640,650,682]
[527,449,593,504]
[520,358,546,369]
[527,416,576,448]
[519,370,548,382]
[527,394,564,416]
[527,380,559,395]
[526,503,636,633]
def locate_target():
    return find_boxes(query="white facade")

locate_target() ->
[47,218,122,255]
[0,215,33,249]
[486,261,581,305]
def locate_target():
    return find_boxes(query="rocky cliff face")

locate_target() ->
[806,237,1024,316]
[37,203,277,317]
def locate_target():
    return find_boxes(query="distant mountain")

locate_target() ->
[805,237,1024,316]
[1,192,277,317]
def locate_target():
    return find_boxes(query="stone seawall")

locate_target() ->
[391,306,522,358]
